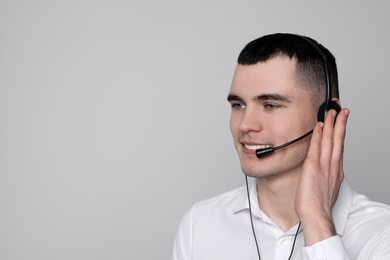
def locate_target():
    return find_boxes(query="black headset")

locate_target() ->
[255,35,341,158]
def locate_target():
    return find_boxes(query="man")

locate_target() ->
[172,33,390,259]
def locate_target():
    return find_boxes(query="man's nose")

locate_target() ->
[238,107,263,133]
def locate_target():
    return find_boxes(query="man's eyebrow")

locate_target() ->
[227,93,292,102]
[227,94,243,102]
[257,93,292,102]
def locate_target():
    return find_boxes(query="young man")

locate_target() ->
[172,33,390,259]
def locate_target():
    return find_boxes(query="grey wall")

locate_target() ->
[1,1,389,259]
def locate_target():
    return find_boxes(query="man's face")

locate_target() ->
[228,56,318,179]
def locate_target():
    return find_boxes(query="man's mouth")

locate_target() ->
[244,144,273,151]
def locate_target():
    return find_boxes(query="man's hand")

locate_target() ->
[295,106,350,246]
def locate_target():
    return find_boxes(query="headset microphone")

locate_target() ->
[256,129,313,158]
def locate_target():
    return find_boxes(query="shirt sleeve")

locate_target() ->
[172,208,193,260]
[301,235,351,260]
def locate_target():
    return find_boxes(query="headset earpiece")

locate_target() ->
[317,100,341,122]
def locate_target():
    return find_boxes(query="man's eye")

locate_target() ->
[231,103,246,110]
[264,103,280,110]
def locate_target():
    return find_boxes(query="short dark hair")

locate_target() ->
[237,33,339,108]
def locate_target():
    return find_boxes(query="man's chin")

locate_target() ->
[241,165,278,179]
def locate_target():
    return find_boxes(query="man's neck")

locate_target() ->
[256,172,300,232]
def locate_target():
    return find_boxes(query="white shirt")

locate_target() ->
[172,180,390,260]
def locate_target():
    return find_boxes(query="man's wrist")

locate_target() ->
[301,215,336,246]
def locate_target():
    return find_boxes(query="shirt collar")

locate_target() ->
[232,178,263,218]
[232,178,253,212]
[232,177,354,236]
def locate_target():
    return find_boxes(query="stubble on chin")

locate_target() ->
[240,148,308,180]
[240,161,280,179]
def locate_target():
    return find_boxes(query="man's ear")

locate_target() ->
[332,98,341,107]
[317,98,341,122]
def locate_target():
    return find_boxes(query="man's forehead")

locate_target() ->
[231,57,299,92]
[229,61,315,105]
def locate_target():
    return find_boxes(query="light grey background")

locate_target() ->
[1,1,389,259]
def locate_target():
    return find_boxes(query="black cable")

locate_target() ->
[245,175,301,260]
[287,222,301,260]
[245,175,261,260]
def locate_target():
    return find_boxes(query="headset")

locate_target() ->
[246,34,341,260]
[255,35,341,158]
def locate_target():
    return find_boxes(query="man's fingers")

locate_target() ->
[331,108,350,174]
[319,109,338,171]
[305,122,323,164]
